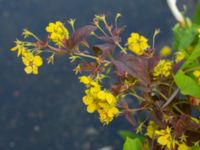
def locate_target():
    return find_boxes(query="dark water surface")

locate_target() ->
[0,0,198,150]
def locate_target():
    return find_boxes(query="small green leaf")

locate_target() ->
[191,145,200,150]
[194,2,200,25]
[174,70,200,98]
[182,41,200,69]
[172,24,197,50]
[123,137,142,150]
[118,130,145,142]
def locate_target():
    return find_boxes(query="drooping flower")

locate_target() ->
[193,70,200,85]
[79,76,119,125]
[153,60,172,78]
[175,52,185,63]
[145,120,159,139]
[11,40,28,57]
[46,21,69,46]
[160,46,171,57]
[127,32,149,55]
[155,126,177,149]
[22,52,43,75]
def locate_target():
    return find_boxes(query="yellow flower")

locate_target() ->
[99,107,119,125]
[193,70,200,85]
[153,60,172,78]
[127,32,149,55]
[87,103,97,113]
[22,52,43,75]
[145,120,158,139]
[46,21,69,46]
[155,126,177,149]
[79,76,119,125]
[160,46,171,57]
[178,143,190,150]
[11,40,27,57]
[175,52,185,63]
[79,76,91,85]
[97,90,106,100]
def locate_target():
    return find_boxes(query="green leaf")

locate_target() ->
[191,145,200,150]
[123,137,142,150]
[172,24,197,50]
[182,41,200,69]
[118,130,145,142]
[194,2,200,25]
[174,70,200,98]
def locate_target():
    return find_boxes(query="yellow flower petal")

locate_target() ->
[82,96,93,105]
[157,135,169,146]
[97,91,106,100]
[87,104,96,113]
[178,143,189,150]
[24,66,32,74]
[32,65,38,75]
[22,57,29,66]
[33,55,43,66]
[105,93,116,104]
[79,76,91,85]
[11,46,18,51]
[175,52,185,63]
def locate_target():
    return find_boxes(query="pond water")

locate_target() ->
[0,0,198,150]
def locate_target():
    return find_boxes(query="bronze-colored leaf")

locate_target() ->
[172,115,200,138]
[112,54,151,86]
[147,55,160,73]
[93,43,115,57]
[64,25,96,49]
[112,26,125,36]
[96,35,120,44]
[79,61,103,74]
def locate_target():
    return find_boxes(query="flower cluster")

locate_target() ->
[155,126,190,150]
[193,70,200,85]
[127,32,149,55]
[146,121,190,150]
[11,40,43,75]
[11,11,200,149]
[79,76,119,125]
[46,21,69,46]
[153,59,172,78]
[155,126,177,149]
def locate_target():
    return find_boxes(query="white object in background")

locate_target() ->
[166,0,185,24]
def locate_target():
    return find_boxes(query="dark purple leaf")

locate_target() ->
[112,26,125,36]
[112,54,151,86]
[64,25,96,49]
[93,43,115,57]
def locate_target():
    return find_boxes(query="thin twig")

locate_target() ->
[162,88,179,109]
